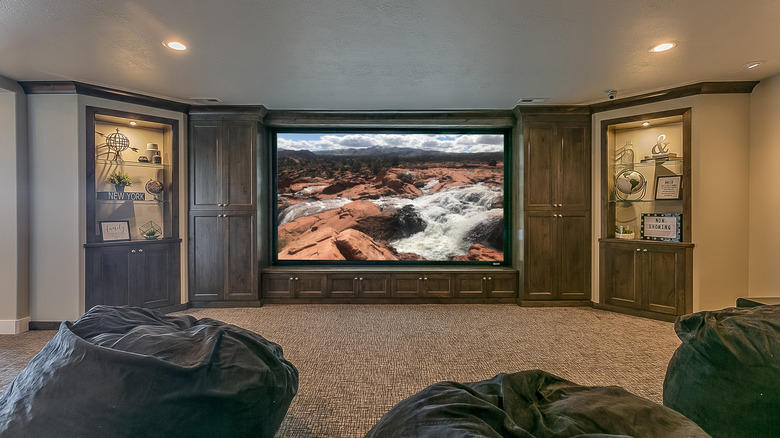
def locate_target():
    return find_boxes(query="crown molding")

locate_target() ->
[19,81,190,113]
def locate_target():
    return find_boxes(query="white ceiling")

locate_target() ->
[1,0,778,110]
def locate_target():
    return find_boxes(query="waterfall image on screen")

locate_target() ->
[276,132,505,263]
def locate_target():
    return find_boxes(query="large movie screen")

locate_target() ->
[275,132,506,263]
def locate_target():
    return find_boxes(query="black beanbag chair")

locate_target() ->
[0,305,298,437]
[664,305,780,438]
[367,370,708,437]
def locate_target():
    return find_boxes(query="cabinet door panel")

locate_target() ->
[139,243,177,308]
[189,213,224,300]
[86,247,132,308]
[525,123,555,208]
[488,274,517,298]
[225,212,256,300]
[556,212,590,299]
[525,212,555,299]
[224,121,256,209]
[296,274,326,298]
[329,274,358,297]
[645,248,683,315]
[424,274,453,297]
[393,274,422,297]
[604,245,641,309]
[557,125,590,210]
[456,274,485,297]
[263,274,294,298]
[190,122,221,209]
[359,275,390,297]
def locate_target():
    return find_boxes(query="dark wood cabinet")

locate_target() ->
[261,267,516,302]
[456,273,517,298]
[600,239,693,318]
[524,119,590,211]
[85,241,180,309]
[189,118,256,210]
[524,210,590,301]
[521,112,591,304]
[188,113,260,305]
[190,210,257,302]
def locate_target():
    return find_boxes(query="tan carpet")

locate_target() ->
[0,305,680,437]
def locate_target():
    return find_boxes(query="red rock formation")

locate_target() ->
[450,244,503,262]
[334,229,397,261]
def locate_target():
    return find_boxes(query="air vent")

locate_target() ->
[190,97,223,104]
[517,97,548,104]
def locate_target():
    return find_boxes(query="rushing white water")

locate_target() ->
[278,197,352,226]
[371,183,503,260]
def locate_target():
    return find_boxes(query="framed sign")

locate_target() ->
[641,213,682,242]
[100,221,131,242]
[655,175,682,200]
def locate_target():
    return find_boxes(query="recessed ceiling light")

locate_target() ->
[163,41,187,51]
[129,121,137,126]
[650,42,676,53]
[744,60,764,69]
[642,122,650,127]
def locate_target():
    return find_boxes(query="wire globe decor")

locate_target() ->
[105,128,131,160]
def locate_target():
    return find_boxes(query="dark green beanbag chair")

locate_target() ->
[368,370,708,437]
[0,305,298,438]
[663,305,780,437]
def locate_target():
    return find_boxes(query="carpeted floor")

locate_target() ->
[0,305,680,437]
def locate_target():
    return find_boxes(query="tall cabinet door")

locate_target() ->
[525,211,556,299]
[556,123,590,211]
[555,211,590,300]
[224,211,257,300]
[138,242,180,308]
[189,212,225,302]
[223,120,256,210]
[190,120,222,210]
[525,123,556,209]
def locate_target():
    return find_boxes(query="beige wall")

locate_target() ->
[749,73,780,297]
[0,77,30,333]
[593,93,751,311]
[27,94,187,322]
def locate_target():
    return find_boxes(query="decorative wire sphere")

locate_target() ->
[106,128,130,160]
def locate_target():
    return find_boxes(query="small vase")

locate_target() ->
[115,185,125,192]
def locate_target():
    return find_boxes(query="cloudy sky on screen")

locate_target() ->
[278,133,504,153]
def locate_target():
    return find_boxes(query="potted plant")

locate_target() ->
[143,228,160,240]
[108,171,132,192]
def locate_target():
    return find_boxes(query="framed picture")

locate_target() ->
[641,213,682,242]
[100,221,131,242]
[655,175,682,200]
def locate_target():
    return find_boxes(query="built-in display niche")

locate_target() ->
[605,110,691,242]
[87,108,178,243]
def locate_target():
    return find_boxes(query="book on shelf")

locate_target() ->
[640,152,679,162]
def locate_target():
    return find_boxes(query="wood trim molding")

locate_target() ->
[589,81,759,113]
[188,105,268,120]
[19,81,190,113]
[263,109,517,128]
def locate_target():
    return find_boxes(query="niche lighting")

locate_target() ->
[642,122,650,127]
[164,41,187,51]
[129,121,137,126]
[744,60,763,69]
[650,42,676,53]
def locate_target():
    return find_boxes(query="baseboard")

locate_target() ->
[518,300,593,307]
[0,316,31,334]
[592,302,679,322]
[29,321,62,330]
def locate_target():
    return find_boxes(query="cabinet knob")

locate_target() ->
[642,249,648,252]
[354,277,358,280]
[138,249,143,253]
[636,248,641,252]
[289,277,294,281]
[295,277,299,281]
[418,277,423,281]
[359,277,363,281]
[553,213,558,217]
[131,249,136,253]
[488,277,492,280]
